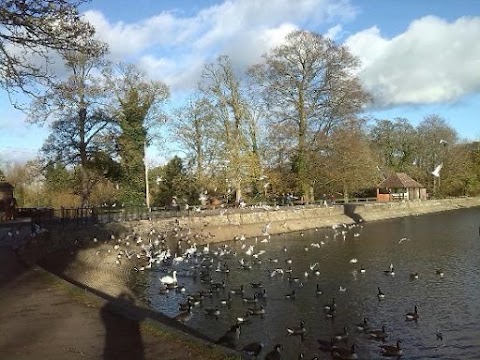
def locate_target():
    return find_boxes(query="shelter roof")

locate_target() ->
[377,172,424,189]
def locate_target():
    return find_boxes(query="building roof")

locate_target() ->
[377,173,424,189]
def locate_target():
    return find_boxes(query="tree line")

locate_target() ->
[1,1,479,209]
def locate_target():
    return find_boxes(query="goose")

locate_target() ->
[220,292,232,306]
[241,342,263,359]
[285,290,296,299]
[359,267,366,274]
[255,289,267,299]
[178,299,191,311]
[384,264,395,276]
[242,293,258,304]
[379,340,403,357]
[287,320,306,336]
[356,318,369,332]
[160,270,177,285]
[316,284,323,295]
[369,325,388,341]
[264,344,283,360]
[410,272,419,280]
[247,305,266,316]
[229,284,244,295]
[436,268,444,277]
[216,324,241,348]
[317,338,335,352]
[333,326,349,342]
[250,281,263,288]
[174,305,192,323]
[204,306,220,317]
[237,312,251,324]
[324,298,336,311]
[377,287,385,300]
[331,344,358,360]
[406,305,419,321]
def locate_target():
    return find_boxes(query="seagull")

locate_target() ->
[432,163,443,177]
[439,139,448,146]
[349,258,358,264]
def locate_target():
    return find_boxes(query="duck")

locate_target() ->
[409,272,419,280]
[316,284,323,295]
[380,340,403,357]
[436,268,444,277]
[333,326,349,342]
[406,305,419,321]
[369,325,388,341]
[356,318,369,332]
[377,287,385,300]
[264,344,283,360]
[360,267,366,274]
[241,342,263,359]
[287,320,307,336]
[331,344,358,360]
[248,305,266,316]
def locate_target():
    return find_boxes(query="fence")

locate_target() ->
[13,196,378,228]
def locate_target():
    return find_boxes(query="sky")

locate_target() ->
[1,0,480,164]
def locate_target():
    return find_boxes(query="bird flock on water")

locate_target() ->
[88,213,447,359]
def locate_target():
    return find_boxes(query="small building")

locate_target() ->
[376,173,427,202]
[0,170,15,221]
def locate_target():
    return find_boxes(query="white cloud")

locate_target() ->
[83,0,356,90]
[345,16,480,107]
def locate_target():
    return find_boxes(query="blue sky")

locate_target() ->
[1,0,480,163]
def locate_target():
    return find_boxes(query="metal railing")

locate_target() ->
[13,196,378,227]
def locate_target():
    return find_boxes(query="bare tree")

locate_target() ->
[250,30,370,202]
[170,96,218,188]
[199,55,258,203]
[0,0,96,94]
[30,45,115,206]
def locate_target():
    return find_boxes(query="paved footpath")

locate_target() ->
[0,225,236,360]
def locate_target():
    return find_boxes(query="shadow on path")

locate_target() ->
[101,292,145,360]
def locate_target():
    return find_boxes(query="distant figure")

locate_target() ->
[171,197,179,211]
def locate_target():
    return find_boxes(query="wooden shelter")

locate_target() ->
[376,173,427,202]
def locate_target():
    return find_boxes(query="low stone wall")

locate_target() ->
[17,197,480,298]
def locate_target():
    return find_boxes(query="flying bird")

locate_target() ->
[432,164,443,178]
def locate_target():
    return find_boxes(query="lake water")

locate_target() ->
[134,207,480,359]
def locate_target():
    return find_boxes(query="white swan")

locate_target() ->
[160,271,177,285]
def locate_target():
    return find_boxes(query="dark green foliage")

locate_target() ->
[151,156,200,207]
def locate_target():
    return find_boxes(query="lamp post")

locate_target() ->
[144,141,150,210]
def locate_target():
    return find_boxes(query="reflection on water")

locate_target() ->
[134,207,480,359]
